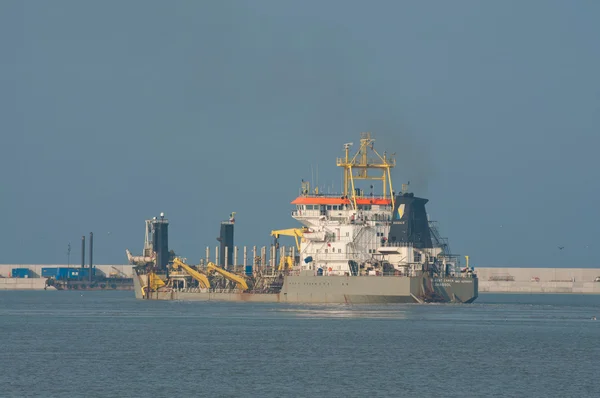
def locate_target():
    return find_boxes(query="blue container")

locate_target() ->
[67,268,95,279]
[56,268,70,280]
[42,267,96,279]
[41,267,58,278]
[68,269,84,279]
[244,265,253,276]
[42,267,71,279]
[11,268,31,278]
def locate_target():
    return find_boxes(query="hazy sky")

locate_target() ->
[2,0,598,267]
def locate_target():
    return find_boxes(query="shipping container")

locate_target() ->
[11,268,31,278]
[41,267,58,278]
[42,267,96,280]
[42,267,69,279]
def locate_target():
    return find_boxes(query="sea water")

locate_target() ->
[1,291,599,397]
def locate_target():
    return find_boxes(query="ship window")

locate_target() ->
[327,205,332,210]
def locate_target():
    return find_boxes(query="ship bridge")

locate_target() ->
[287,133,400,275]
[291,132,396,226]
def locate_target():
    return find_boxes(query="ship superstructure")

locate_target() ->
[289,133,461,279]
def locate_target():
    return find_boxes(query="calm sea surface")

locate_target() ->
[1,291,599,397]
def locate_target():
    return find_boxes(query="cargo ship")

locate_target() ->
[130,133,478,303]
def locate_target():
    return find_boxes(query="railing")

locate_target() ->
[283,270,477,279]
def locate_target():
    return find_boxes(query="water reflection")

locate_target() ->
[276,307,408,319]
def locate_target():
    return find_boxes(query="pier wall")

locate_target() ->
[476,267,600,294]
[0,277,50,290]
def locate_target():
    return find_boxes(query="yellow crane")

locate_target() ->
[171,258,211,289]
[206,262,249,291]
[270,228,306,252]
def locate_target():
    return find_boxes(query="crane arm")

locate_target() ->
[206,262,248,291]
[171,258,211,289]
[270,228,306,251]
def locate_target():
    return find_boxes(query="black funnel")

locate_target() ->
[387,193,433,248]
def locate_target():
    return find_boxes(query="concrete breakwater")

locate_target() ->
[0,277,51,290]
[477,267,600,294]
[0,264,133,290]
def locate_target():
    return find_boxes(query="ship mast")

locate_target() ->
[336,132,396,209]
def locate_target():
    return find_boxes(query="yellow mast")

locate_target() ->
[336,132,396,209]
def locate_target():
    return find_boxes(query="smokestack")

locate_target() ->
[89,232,93,282]
[81,235,85,270]
[388,193,433,248]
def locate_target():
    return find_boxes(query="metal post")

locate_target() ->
[89,232,93,283]
[243,246,247,267]
[271,245,276,275]
[224,246,228,270]
[206,246,210,265]
[234,246,238,268]
[81,235,85,271]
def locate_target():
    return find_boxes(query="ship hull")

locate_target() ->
[134,272,477,304]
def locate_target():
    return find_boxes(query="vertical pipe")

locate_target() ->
[215,246,219,267]
[243,246,247,267]
[89,232,93,283]
[271,246,276,275]
[234,246,238,269]
[224,246,228,270]
[206,247,210,265]
[81,235,85,270]
[261,246,266,271]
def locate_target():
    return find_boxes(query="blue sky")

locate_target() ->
[1,0,598,267]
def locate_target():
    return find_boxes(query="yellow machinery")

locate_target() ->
[140,272,166,298]
[270,228,306,252]
[206,262,249,291]
[335,132,396,209]
[171,258,211,289]
[278,256,294,271]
